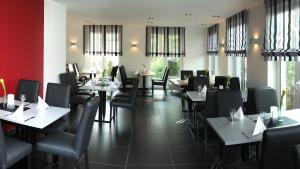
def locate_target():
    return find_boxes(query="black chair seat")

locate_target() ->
[70,95,91,105]
[110,98,132,108]
[76,90,95,97]
[37,131,77,159]
[43,119,68,133]
[152,80,164,85]
[235,161,259,169]
[5,137,32,168]
[114,91,131,98]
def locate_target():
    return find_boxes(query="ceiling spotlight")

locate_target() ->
[212,15,220,18]
[185,13,192,16]
[147,17,155,20]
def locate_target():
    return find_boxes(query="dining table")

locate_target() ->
[79,79,120,123]
[139,71,155,97]
[206,109,300,168]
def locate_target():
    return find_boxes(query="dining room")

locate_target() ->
[2,0,300,169]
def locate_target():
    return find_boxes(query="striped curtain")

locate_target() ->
[225,10,248,57]
[207,24,219,55]
[146,26,185,57]
[262,0,300,61]
[83,25,122,56]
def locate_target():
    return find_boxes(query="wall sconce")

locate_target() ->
[70,42,76,47]
[131,43,138,48]
[250,38,260,46]
[219,42,225,48]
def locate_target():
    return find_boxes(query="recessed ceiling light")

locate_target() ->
[212,15,220,18]
[147,17,155,20]
[185,13,192,16]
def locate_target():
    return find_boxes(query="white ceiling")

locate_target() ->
[56,0,263,26]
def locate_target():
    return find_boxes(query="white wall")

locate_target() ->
[44,0,67,96]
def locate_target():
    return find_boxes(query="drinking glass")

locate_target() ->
[20,94,26,104]
[259,111,266,120]
[229,108,236,123]
[198,85,202,93]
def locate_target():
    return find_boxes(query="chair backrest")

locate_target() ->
[181,70,193,80]
[229,77,240,90]
[111,66,119,81]
[216,90,243,117]
[254,87,279,113]
[130,77,140,105]
[119,65,127,85]
[161,67,168,80]
[16,79,40,103]
[214,76,227,88]
[67,64,74,73]
[73,63,81,77]
[74,96,100,159]
[59,72,79,95]
[0,122,7,169]
[45,83,71,108]
[192,76,209,90]
[205,89,218,118]
[294,144,300,169]
[260,125,300,169]
[197,70,209,77]
[245,88,257,115]
[162,68,170,85]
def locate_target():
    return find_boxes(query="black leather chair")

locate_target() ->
[214,76,227,88]
[245,88,257,115]
[67,63,88,85]
[196,89,218,140]
[110,78,140,121]
[197,70,209,78]
[43,83,71,132]
[111,66,119,82]
[181,70,193,80]
[294,144,300,169]
[16,79,40,103]
[152,67,170,96]
[216,90,243,117]
[36,96,100,169]
[254,87,279,113]
[229,77,240,90]
[119,65,135,90]
[60,72,94,107]
[0,121,32,169]
[237,125,300,169]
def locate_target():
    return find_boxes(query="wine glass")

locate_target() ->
[198,85,202,93]
[20,94,26,105]
[229,108,236,123]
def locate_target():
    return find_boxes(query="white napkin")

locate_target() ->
[234,107,245,120]
[252,116,266,136]
[10,104,24,121]
[201,85,207,93]
[37,96,49,110]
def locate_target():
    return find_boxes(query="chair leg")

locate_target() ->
[152,84,154,96]
[110,105,113,121]
[85,150,89,169]
[163,85,167,96]
[74,160,81,169]
[27,154,31,169]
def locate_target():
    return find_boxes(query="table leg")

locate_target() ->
[95,91,111,123]
[89,74,93,79]
[143,76,146,96]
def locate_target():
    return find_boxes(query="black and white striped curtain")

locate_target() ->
[83,25,122,56]
[207,24,219,55]
[225,10,248,57]
[262,0,300,61]
[146,26,185,57]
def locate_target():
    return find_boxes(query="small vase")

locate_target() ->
[2,96,7,108]
[278,107,284,122]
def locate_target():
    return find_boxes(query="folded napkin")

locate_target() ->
[37,96,49,110]
[252,116,266,136]
[201,85,207,93]
[9,104,24,121]
[234,106,244,120]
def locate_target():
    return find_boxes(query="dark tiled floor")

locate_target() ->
[12,90,220,169]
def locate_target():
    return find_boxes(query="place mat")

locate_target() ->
[266,116,299,128]
[0,103,30,113]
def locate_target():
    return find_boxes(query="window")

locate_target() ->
[264,0,300,110]
[146,26,185,77]
[83,25,122,73]
[207,24,219,75]
[225,10,248,89]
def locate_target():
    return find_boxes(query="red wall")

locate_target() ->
[0,0,44,96]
